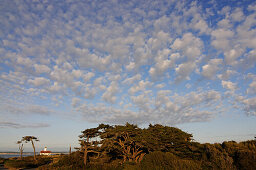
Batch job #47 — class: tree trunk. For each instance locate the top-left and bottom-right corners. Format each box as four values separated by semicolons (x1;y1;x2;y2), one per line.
84;146;88;166
31;140;36;161
19;144;23;160
83;136;90;167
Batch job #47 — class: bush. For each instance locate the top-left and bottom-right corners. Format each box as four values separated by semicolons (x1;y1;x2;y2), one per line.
4;159;37;169
134;151;201;170
4;156;52;169
38;152;84;170
234;150;256;170
0;158;6;164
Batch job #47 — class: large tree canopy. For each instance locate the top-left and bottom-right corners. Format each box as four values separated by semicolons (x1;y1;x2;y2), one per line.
79;123;193;165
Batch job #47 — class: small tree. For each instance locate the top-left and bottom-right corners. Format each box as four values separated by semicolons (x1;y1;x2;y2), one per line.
22;136;39;161
17;140;24;160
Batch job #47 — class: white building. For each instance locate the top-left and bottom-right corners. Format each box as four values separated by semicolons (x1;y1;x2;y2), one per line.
40;147;52;156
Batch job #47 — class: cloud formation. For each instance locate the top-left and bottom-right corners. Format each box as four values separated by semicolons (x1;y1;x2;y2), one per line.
0;0;255;127
0;121;50;129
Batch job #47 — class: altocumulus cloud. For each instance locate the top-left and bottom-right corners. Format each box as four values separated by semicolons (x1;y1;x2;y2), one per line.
0;0;256;127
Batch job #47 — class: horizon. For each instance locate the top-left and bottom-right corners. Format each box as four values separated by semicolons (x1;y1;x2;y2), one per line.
0;0;256;152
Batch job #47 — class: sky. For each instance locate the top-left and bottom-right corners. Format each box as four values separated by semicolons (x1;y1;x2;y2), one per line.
0;0;256;152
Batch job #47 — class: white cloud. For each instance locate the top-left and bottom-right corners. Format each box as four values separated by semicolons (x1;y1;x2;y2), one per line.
155;83;165;89
102;81;119;103
242;97;256;115
247;80;256;94
211;29;234;51
28;77;50;87
34;64;51;74
72;97;81;108
48;82;63;93
83;72;95;82
16;56;33;66
131;93;153;111
224;48;244;66
230;8;244;22
172;33;203;60
72;69;83;79
84;87;97;99
222;80;237;91
149;49;173;80
175;62;196;82
126;62;136;71
122;74;141;85
238;50;256;69
201;59;223;79
217;69;236;80
129;80;152;94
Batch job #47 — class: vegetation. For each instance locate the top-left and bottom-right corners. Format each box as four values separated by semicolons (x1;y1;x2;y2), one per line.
16;140;24;160
21;136;39;161
4;156;51;169
5;123;256;169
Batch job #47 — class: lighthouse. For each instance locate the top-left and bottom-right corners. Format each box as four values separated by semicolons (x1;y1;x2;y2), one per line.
40;147;52;156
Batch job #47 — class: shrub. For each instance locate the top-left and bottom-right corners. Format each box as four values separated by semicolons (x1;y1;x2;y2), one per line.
234;150;256;170
4;156;52;169
0;158;6;164
136;151;201;170
38;152;84;170
4;159;37;169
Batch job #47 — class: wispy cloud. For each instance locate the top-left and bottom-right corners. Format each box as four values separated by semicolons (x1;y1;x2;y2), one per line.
0;121;50;129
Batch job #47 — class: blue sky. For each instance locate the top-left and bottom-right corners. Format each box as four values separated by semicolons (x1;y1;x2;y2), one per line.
0;0;256;152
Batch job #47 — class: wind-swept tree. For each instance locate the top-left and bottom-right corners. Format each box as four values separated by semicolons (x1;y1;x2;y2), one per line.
22;136;39;161
16;140;24;160
79;125;105;166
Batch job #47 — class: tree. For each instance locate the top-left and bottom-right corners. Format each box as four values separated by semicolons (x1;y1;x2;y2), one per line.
22;136;39;161
141;124;193;152
79;124;109;166
99;123;146;162
79;123;193;165
16;140;24;160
